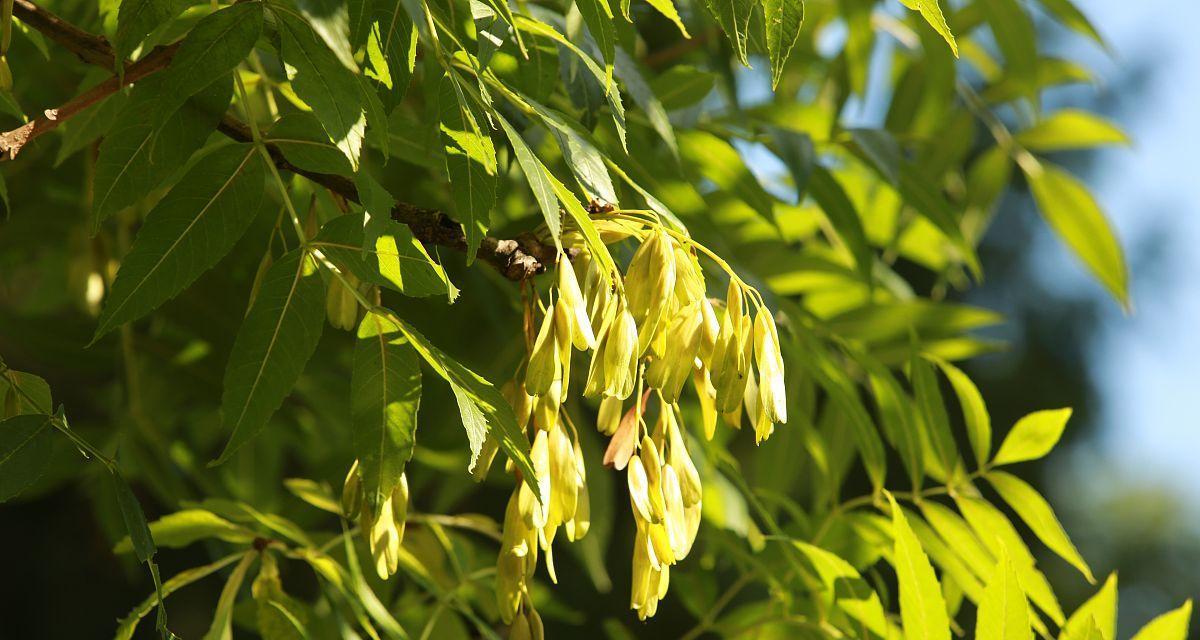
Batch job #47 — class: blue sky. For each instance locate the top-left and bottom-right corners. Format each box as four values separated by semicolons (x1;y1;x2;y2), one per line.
1031;0;1200;503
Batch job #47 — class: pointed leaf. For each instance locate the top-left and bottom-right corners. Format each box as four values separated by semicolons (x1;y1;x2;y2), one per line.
439;76;497;260
276;8;367;170
94;144;265;341
150;3;263;132
1130;601;1192;640
1017;110;1129;152
932;357;991;467
214;250;326;464
313;214;455;298
763;0;804;88
993;408;1071;466
115;0;183;61
93;76;232;228
703;0;754;65
496;113;561;246
887;492;951;640
1061;573;1117;640
976;543;1032;640
792;541;890;636
0;414;55;502
352;312;421;513
1027;163;1128;306
900;0;958;56
111;470;157;563
115;509;255;553
987;470;1095;583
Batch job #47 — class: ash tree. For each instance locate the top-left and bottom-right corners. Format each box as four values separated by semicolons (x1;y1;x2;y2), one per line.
0;0;1191;637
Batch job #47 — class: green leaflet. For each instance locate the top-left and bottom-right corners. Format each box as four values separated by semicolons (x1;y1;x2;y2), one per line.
93;144;266;342
298;0;357;71
1035;0;1105;48
439;75;497;260
931;356;991;468
514;15;626;148
55;79;130;166
919;499;996;583
253;554;310;640
987;470;1095;583
1026;162;1129;306
908;506;985;602
93;75;233;229
805;164;873;283
866;367;923;491
356;0;416;105
111;469;157;564
644;0;688;37
910;355;960;480
993;407;1072;466
266;113;354;177
955;495;1066;624
114;509;254;554
791;541;889;636
203;551;258;640
0;414;55;502
312;214;455;298
115;552;246;640
976;543;1032;640
613;47;678;159
1130;600;1192;640
149;3;263;133
1061;573;1117;640
385;315;539;501
650;66;716;111
900;0;958;56
214;250;326;465
495;112;561;247
1017;109;1130;152
979;0;1037;102
275;7;367;170
1;370;52;416
115;0;182;61
575;0;616;74
703;0;754;65
887;492;950;640
763;0;803;88
352;312;421;514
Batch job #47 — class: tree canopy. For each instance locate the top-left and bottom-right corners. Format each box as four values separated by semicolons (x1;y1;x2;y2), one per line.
0;0;1191;637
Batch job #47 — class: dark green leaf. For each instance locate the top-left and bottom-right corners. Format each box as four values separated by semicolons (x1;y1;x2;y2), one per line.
704;0;754;65
150;3;263;132
650;66;716;111
0;414;55;502
265;113;354;176
352;311;421;513
439;76;497;260
115;0;182;61
214;250;326;464
313;214;456;298
111;469;157;563
93;144;265;341
275;8;367;169
93;76;233;228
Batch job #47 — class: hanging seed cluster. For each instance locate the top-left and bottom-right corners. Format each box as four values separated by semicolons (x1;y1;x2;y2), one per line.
489;215;788;629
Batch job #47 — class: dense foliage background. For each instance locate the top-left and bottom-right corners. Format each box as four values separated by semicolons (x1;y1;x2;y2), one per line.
0;0;1194;637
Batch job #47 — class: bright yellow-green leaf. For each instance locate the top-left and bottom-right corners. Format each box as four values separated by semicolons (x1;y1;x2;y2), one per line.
976;543;1032;640
1061;573;1118;640
1017;110;1129;152
931;356;991;467
900;0;958;56
1130;600;1192;640
986;472;1096;583
887;492;950;640
1026;162;1129;306
791;541;890;636
993;408;1072;466
956;495;1066;625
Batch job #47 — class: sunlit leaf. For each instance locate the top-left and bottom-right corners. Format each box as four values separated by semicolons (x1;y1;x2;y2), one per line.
1061;573;1117;640
976;542;1032;640
993;408;1072;466
1016;110;1129;152
987;470;1095;583
887;491;950;640
1130;600;1192;640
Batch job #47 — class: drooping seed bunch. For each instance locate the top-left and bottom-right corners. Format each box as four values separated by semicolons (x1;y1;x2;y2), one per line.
489;213;788;630
341;460;411;580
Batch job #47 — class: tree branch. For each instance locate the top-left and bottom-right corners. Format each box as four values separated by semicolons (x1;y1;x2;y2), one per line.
3;0;555;281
